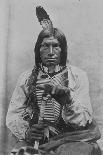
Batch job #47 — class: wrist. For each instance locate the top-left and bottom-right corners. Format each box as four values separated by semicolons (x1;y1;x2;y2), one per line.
63;96;73;109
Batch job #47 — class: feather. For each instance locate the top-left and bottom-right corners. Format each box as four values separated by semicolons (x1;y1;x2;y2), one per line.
36;6;50;22
36;6;54;35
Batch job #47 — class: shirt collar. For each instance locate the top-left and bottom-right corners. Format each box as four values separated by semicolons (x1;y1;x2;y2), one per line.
40;64;63;74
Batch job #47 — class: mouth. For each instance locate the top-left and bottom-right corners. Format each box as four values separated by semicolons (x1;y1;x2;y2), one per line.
46;58;57;61
46;59;57;63
44;58;59;66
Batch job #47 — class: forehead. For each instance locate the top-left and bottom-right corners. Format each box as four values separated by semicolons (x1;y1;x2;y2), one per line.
41;37;59;45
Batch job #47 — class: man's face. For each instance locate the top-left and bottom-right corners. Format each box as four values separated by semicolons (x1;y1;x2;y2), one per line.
40;37;61;67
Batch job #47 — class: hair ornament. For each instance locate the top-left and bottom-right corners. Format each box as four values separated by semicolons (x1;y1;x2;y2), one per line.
36;6;54;35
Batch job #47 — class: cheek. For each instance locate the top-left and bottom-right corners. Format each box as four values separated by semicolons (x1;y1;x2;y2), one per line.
57;55;61;62
57;51;61;62
40;52;46;60
55;47;61;55
56;50;61;58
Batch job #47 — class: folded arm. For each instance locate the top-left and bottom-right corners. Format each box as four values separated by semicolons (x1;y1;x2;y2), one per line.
62;71;93;128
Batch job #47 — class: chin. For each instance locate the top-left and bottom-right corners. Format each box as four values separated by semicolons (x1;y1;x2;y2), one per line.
46;62;57;67
45;61;60;67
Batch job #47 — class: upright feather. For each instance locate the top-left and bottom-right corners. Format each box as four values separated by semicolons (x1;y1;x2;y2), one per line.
36;6;54;35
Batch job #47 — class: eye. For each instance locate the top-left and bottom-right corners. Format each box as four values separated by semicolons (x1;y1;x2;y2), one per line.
53;43;59;47
53;45;61;51
40;43;49;50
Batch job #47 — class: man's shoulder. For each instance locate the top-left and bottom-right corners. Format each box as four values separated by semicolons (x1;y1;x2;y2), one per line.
67;65;89;86
69;65;86;74
20;68;33;78
18;68;34;85
67;64;88;78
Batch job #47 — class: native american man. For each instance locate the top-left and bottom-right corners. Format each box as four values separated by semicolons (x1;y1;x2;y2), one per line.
6;6;102;155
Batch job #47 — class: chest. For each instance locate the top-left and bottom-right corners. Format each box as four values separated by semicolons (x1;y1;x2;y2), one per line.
36;74;63;122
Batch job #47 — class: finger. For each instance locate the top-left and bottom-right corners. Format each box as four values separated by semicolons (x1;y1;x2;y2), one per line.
31;132;43;137
31;134;43;140
37;123;48;128
55;86;67;95
28;130;43;137
30;128;44;134
36;84;45;90
30;133;44;138
52;86;62;95
51;86;57;95
32;124;46;129
31;136;42;141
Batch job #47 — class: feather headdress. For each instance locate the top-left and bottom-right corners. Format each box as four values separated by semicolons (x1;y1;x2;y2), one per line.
36;6;54;35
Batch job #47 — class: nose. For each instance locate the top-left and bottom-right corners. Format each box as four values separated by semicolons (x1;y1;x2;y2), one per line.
48;45;54;56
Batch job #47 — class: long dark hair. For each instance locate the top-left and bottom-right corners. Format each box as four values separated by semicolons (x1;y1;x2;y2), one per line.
25;29;68;125
34;28;68;67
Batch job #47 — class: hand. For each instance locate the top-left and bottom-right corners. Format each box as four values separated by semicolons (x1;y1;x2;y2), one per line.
37;84;72;106
25;124;47;143
52;86;71;106
13;146;46;155
37;83;53;96
37;83;69;95
51;85;70;95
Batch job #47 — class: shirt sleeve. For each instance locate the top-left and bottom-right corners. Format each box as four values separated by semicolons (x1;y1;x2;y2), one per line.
6;72;30;140
62;70;93;128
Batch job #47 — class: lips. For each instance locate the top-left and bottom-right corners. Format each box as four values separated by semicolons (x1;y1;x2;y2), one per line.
47;58;56;60
45;57;57;61
46;59;56;63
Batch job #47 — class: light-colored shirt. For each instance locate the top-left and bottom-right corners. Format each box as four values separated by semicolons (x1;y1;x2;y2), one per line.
6;65;93;140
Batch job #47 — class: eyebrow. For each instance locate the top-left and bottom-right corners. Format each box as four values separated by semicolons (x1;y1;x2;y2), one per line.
41;42;60;46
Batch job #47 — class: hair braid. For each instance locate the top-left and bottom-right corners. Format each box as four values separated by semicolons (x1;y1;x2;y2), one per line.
25;66;40;126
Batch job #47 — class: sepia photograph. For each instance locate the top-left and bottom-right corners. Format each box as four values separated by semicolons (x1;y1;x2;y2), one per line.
0;0;103;154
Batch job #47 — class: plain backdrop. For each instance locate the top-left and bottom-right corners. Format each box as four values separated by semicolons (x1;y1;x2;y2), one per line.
1;0;103;154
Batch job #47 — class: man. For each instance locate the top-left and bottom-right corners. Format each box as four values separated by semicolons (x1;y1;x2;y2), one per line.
6;6;101;155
